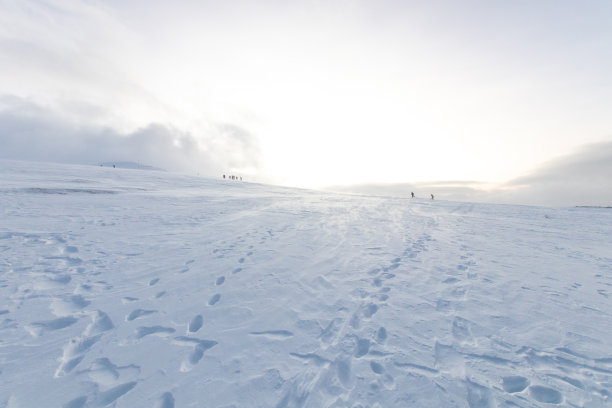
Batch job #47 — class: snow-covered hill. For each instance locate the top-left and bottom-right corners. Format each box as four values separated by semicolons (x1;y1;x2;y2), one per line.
99;162;165;172
1;159;611;407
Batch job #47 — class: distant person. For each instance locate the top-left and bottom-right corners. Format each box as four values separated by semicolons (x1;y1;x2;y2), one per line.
430;194;434;200
411;192;415;198
113;164;115;168
223;174;226;179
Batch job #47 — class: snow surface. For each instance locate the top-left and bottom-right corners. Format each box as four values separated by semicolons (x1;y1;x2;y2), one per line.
1;159;611;408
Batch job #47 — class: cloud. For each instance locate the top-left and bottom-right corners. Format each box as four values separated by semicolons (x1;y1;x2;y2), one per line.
495;141;612;207
0;96;261;176
324;142;612;207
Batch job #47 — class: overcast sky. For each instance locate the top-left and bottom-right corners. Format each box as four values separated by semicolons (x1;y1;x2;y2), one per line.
1;0;611;206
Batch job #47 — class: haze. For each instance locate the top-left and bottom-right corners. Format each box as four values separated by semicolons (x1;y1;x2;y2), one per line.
1;0;611;206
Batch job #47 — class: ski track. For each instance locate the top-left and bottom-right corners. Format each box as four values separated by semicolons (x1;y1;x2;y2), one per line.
0;160;611;407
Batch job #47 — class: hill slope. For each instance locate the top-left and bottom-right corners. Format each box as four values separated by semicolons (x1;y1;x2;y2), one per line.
1;160;611;407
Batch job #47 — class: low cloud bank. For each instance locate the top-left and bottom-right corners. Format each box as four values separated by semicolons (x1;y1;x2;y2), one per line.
494;142;612;207
327;141;612;207
0;97;261;177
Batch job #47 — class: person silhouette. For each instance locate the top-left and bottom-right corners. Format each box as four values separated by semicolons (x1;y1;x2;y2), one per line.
411;192;415;198
430;194;434;200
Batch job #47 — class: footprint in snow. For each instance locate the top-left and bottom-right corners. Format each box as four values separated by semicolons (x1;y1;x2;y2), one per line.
94;381;137;407
384;262;400;272
249;330;294;339
126;309;157;321
63;396;87;408
188;315;203;333
289;352;330;366
370;362;395;389
50;295;90;316
55;335;101;377
502;376;530;393
354;338;370;358
149;278;160;286
451;317;473;343
55;311;114;377
529;385;563;404
376;327;388;344
85;311;114;335
362;303;379;318
371;292;389;302
34;274;72;290
178;259;195;273
216;276;225;285
349;312;361;329
319;318;343;344
370;361;385;374
177;339;218;372
155;392;175;408
86;357;122;384
26;316;78;336
335;357;353;388
466;380;495;408
208;294;221;306
135;326;175;339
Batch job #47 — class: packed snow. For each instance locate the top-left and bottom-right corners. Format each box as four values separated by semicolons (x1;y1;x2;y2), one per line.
1;159;611;407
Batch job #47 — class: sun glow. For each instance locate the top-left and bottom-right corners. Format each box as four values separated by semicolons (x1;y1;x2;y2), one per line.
2;1;611;190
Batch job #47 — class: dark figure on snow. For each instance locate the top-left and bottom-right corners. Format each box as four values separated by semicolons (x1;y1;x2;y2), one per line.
431;194;434;200
223;174;226;179
411;192;415;198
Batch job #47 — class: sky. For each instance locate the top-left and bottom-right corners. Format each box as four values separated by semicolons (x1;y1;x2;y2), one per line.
1;0;611;206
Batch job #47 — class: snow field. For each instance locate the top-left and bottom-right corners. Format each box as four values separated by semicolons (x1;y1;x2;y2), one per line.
0;159;611;407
